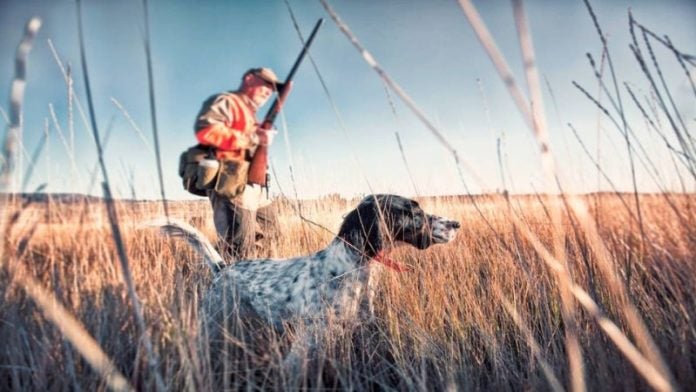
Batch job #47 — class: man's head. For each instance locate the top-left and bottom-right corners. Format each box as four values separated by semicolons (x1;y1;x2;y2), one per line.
240;67;283;109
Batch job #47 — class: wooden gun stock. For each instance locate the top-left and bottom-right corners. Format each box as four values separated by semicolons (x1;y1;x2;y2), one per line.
247;83;292;185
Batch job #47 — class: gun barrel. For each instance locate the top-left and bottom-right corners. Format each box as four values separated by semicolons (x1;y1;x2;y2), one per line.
264;18;323;126
248;18;323;186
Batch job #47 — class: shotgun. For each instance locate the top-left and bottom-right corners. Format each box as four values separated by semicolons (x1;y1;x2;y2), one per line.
247;18;324;186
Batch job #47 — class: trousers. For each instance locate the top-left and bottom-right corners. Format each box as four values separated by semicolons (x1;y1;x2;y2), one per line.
209;191;278;261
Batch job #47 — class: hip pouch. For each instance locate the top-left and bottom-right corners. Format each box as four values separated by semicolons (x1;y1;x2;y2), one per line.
196;159;220;190
214;159;250;199
178;145;212;197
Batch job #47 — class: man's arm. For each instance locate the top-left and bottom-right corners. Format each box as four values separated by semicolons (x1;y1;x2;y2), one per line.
195;94;258;151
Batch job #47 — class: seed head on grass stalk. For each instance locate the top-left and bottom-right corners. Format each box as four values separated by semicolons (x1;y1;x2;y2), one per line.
2;15;41;274
1;17;41;193
631;12;695;157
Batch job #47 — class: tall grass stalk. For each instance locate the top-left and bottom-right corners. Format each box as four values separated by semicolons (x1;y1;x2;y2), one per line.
631;14;695;158
141;0;170;218
0;105;9;125
84;115;116;196
6;254;133;391
75;0;165;389
319;0;518;267
67;64;75;161
382;83;421;196
567;198;676;388
512;4;586;391
284;0;375;196
320;0;486;190
581;0;649;295
48;103;83;188
498;292;564;392
110;98;155;157
46;39;96;148
507;205;673;392
20;118;49;192
459;0;586;389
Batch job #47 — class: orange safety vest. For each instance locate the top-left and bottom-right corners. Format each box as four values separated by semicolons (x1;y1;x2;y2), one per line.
194;92;258;160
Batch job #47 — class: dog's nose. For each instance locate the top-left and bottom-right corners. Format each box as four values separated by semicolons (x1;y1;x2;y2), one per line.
448;221;461;229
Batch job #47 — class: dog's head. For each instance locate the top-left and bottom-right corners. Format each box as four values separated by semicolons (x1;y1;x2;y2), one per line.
338;194;460;256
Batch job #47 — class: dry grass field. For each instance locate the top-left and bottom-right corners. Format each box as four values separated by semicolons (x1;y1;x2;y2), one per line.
1;2;694;390
0;193;694;390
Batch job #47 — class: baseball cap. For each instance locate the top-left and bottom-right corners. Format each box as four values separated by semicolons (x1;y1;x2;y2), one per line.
244;67;285;89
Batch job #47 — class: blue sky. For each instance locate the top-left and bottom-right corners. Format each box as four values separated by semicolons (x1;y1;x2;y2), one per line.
1;0;694;200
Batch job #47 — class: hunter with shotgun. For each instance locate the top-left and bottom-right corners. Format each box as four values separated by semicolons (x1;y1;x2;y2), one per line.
178;19;323;260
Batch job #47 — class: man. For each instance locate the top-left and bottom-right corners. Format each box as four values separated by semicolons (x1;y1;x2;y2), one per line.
194;67;281;260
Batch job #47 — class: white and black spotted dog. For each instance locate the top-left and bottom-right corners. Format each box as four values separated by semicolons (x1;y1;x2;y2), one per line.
157;194;459;369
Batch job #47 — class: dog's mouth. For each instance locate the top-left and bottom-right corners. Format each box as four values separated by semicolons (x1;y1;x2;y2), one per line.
403;216;460;249
432;231;456;243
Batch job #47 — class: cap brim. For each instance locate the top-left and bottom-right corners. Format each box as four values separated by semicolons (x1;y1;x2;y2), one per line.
261;79;285;91
253;70;285;90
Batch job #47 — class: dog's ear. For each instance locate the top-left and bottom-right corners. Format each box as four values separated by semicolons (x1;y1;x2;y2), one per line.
338;196;383;257
359;196;385;255
361;205;383;256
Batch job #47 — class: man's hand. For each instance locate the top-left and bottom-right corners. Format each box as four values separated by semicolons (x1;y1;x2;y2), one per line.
255;128;278;146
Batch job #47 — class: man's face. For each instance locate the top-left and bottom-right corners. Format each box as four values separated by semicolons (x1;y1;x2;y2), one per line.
241;74;274;109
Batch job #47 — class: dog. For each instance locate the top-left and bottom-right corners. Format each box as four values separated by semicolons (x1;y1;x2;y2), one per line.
157;194;460;375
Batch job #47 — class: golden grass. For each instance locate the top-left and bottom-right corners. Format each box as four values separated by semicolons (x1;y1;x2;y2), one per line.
0;193;694;390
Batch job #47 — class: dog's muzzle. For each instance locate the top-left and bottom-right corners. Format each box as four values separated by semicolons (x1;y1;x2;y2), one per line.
428;215;460;244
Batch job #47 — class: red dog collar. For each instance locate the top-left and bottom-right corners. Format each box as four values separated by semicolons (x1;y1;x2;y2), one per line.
372;251;411;272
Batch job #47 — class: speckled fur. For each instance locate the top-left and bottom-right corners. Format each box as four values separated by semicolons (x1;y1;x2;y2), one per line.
157;194;460;372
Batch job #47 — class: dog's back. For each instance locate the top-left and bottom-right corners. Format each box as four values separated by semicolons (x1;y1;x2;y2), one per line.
204;238;370;331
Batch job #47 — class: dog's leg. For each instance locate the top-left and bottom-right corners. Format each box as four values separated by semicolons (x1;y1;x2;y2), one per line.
359;266;380;320
282;322;320;389
368;267;379;319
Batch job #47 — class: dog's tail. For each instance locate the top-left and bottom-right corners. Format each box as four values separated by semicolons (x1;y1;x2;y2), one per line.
147;219;224;274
